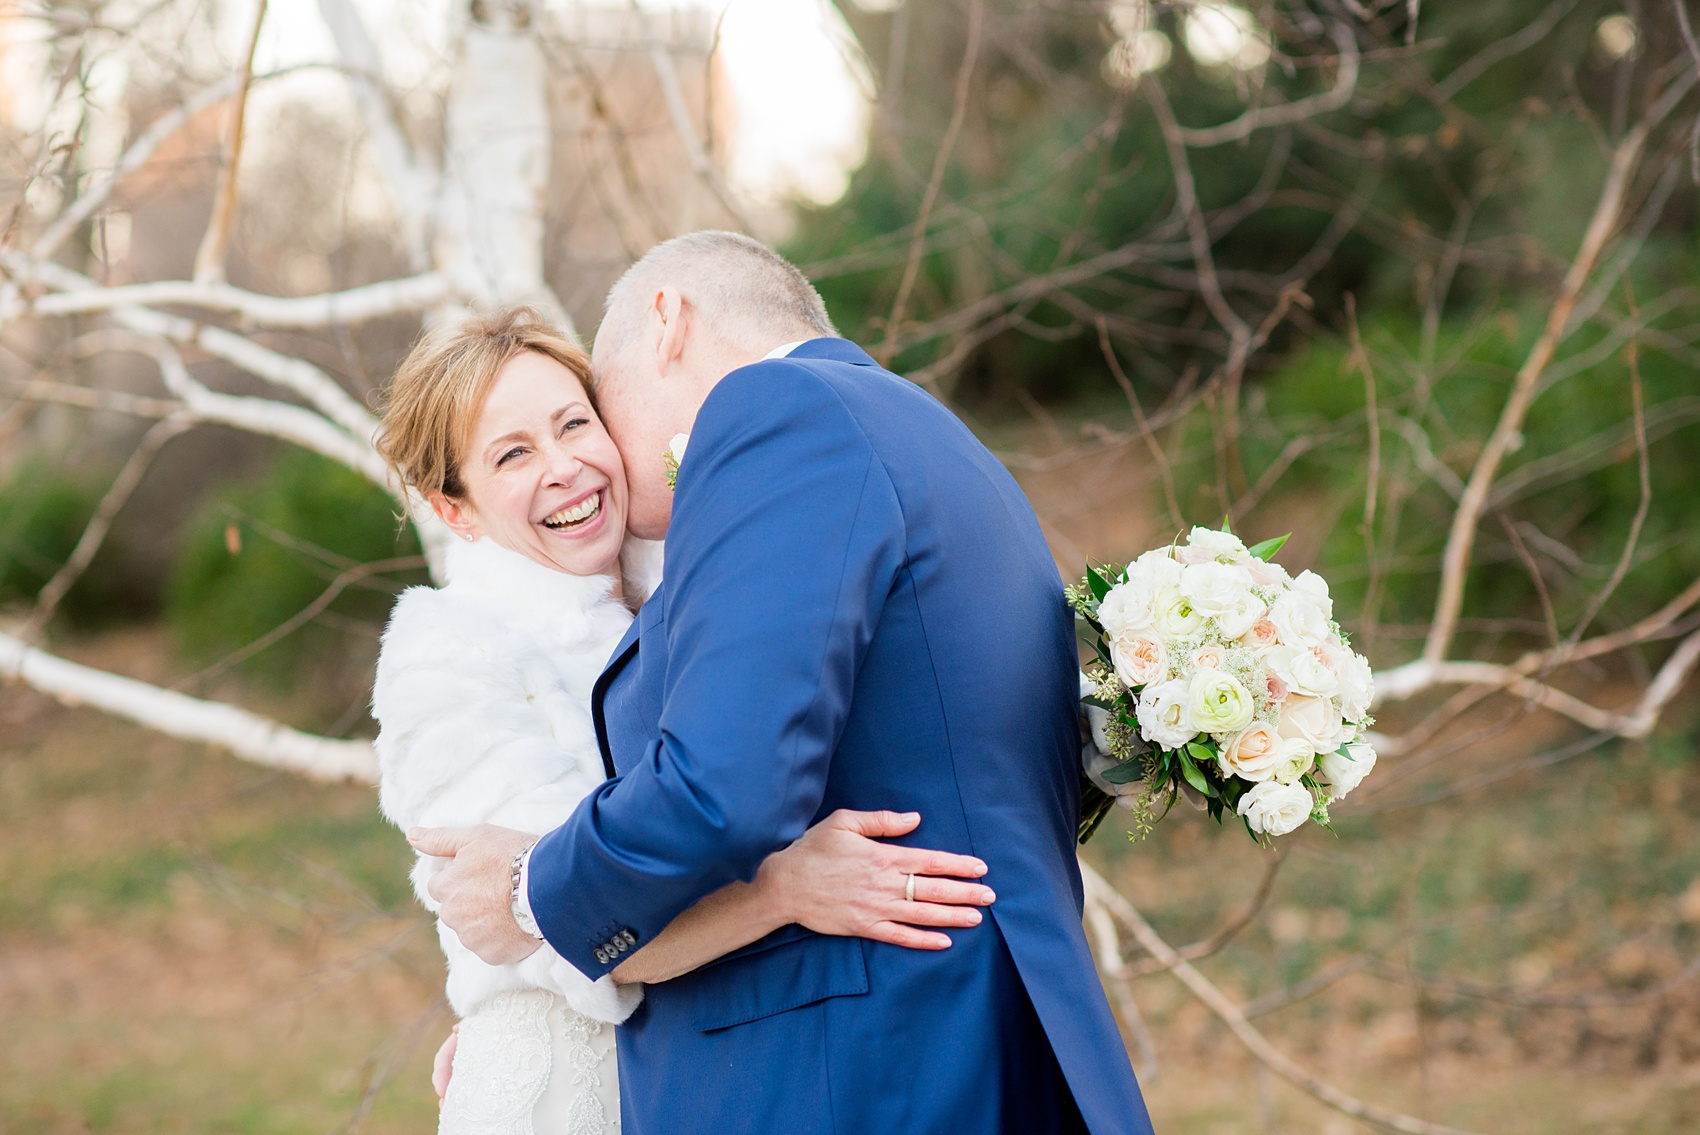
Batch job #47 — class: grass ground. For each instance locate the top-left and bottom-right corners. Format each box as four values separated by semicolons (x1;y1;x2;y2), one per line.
4;626;1700;1133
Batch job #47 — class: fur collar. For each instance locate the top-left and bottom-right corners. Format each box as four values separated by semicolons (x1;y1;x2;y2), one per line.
440;537;620;627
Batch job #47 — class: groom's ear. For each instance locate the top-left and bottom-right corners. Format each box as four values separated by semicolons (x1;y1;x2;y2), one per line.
652;285;688;375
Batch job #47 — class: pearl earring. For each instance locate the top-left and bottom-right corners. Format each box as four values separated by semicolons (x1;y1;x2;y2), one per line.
463;534;473;542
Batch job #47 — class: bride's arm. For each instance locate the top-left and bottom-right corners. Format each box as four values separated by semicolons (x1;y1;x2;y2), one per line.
609;808;996;985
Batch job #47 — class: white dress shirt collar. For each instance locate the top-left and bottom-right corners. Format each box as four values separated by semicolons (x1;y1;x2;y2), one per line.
762;339;808;360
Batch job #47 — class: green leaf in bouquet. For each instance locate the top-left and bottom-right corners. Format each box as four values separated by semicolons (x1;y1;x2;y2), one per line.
1185;741;1217;766
1084;565;1112;601
1247;533;1290;561
1080;692;1116;710
1176;748;1216;798
1100;758;1145;785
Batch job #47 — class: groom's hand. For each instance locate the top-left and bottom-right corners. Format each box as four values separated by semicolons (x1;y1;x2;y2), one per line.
410;824;542;965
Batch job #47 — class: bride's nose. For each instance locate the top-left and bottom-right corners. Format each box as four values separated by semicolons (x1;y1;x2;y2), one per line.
542;442;583;486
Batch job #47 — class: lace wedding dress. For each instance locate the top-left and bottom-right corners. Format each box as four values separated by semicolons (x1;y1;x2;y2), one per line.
439;989;620;1135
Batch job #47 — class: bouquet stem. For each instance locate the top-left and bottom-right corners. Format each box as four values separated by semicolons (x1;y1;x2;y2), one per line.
1078;777;1115;844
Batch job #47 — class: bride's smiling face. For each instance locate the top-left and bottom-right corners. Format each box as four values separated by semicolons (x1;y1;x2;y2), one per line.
432;350;628;579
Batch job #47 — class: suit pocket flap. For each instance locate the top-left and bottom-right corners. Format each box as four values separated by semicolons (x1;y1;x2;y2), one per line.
690;934;868;1032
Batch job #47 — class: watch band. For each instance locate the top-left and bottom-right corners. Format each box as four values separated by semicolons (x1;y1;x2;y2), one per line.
510;840;544;940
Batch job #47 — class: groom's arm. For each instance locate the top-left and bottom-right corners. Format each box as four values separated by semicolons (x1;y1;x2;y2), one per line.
526;362;907;978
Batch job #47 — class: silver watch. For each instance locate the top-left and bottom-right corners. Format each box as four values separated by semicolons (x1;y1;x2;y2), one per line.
509;841;544;940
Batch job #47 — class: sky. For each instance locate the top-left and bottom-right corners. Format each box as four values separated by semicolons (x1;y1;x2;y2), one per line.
241;0;876;207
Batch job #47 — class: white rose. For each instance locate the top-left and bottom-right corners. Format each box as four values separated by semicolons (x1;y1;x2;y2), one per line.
1216;591;1268;640
1187;526;1249;562
1320;742;1377;800
1236;779;1313;837
1289;569;1334;619
1187;668;1255;737
1337;651;1375;721
1136;677;1197;750
1126;548;1184;591
1098;579;1156;637
1152;588;1205;637
1270;737;1315;784
669;432;690;464
1179;562;1254;618
1277;693;1343;754
1111;632;1168;689
1218;722;1280;782
1267;591;1331;647
1264;644;1339;698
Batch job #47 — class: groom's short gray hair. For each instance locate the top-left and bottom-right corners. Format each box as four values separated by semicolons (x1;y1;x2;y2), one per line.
597;231;837;360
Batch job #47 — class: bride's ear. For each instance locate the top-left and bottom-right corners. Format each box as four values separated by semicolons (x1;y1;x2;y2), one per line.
430;491;481;543
652;286;688;375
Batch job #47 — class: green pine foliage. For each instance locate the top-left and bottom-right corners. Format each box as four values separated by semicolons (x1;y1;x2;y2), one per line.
165;451;426;681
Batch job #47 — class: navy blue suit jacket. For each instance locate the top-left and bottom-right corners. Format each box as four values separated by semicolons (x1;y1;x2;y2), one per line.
527;339;1154;1134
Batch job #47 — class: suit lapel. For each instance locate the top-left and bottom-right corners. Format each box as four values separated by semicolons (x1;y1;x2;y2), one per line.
591;584;663;778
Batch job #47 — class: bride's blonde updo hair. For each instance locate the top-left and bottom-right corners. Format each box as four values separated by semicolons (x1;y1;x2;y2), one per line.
376;306;593;501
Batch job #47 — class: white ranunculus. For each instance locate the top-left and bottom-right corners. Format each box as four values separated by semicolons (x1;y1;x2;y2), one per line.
1218;721;1280;781
1270;737;1315;784
1265;644;1338;698
1187;526;1249;562
1277;693;1343;754
1188;668;1255;736
1267;591;1331;647
1236;779;1313;836
1289;569;1334;618
1319;742;1377;800
1137;677;1197;750
1098;579;1157;637
1111;632;1168;689
1216;591;1267;640
1152;588;1205;637
1180;561;1254;618
1337;651;1375;721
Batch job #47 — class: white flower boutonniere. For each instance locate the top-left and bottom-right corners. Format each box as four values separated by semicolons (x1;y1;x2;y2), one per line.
664;433;690;491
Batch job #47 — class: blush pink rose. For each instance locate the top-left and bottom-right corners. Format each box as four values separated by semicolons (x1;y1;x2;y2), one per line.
1192;644;1225;670
1265;670;1290;703
1175;544;1213;564
1240;619;1280;651
1111;633;1168;689
1218;721;1281;781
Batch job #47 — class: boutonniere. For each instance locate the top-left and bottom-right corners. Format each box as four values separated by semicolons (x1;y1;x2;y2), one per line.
664;433;689;491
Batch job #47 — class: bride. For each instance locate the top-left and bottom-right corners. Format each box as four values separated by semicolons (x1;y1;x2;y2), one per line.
370;307;995;1134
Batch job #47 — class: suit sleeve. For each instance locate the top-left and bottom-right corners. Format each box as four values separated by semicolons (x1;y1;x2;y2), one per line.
526;362;906;977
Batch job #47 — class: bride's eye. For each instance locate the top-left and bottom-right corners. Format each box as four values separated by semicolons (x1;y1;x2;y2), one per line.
496;446;525;467
562;417;591;434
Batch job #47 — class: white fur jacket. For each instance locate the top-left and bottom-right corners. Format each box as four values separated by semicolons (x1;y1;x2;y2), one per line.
371;535;662;1025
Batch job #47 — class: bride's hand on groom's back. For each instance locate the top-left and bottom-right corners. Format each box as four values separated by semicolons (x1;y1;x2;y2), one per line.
756;810;997;950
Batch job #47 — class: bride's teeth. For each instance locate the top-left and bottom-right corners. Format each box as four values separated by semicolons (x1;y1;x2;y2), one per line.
544;492;601;529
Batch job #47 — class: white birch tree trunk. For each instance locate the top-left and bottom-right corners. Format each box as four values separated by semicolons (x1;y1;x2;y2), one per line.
1;0;564;780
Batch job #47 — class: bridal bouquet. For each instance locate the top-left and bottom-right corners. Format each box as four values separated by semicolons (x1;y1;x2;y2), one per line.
1068;526;1377;844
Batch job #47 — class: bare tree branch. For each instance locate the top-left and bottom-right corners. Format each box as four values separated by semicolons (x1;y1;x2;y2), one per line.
1081;862;1485;1135
1178;20;1361;147
22;272;450;328
192;0;268;285
878;0;984;366
0;630;376;781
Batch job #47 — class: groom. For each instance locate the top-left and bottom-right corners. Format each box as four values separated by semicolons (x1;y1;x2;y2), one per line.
418;232;1153;1134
